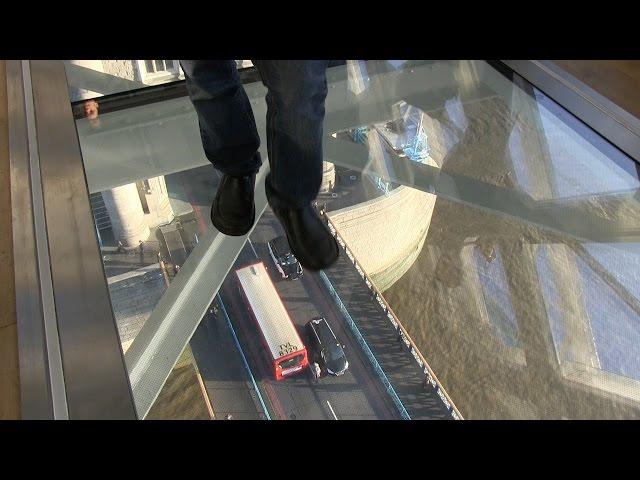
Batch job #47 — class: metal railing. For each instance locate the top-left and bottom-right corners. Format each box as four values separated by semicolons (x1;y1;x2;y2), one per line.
324;214;463;420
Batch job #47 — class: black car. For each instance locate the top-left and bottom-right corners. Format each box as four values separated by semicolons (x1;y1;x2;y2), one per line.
268;235;303;280
305;317;349;376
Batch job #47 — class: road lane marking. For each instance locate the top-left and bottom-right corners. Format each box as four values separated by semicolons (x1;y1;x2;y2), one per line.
327;400;339;420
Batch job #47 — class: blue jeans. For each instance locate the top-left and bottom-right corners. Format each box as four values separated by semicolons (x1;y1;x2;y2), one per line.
180;60;330;210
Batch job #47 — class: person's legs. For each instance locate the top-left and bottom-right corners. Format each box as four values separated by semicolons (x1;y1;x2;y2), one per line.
181;60;262;176
251;60;328;209
181;60;261;236
252;60;338;270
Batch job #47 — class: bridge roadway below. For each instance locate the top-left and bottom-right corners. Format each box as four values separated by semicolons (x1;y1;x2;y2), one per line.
323;236;453;419
217;208;400;420
210;207;452;419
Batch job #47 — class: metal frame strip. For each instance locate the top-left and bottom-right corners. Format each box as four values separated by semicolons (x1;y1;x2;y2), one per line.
7;60;54;419
28;60;137;419
501;60;640;165
21;60;69;419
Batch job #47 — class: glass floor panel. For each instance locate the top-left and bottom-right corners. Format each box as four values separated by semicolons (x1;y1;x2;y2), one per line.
71;60;640;419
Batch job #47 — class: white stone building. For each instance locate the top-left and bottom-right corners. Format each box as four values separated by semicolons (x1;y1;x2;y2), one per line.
70;60;183;248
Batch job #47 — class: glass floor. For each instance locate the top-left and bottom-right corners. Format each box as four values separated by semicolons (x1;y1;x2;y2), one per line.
70;60;640;419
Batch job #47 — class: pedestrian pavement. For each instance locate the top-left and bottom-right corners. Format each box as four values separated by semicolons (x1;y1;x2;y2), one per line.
323;249;453;419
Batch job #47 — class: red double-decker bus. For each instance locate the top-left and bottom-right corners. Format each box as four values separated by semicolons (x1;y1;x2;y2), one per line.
236;262;308;380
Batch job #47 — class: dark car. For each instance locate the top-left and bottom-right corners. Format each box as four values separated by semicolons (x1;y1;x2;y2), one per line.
305;317;349;376
268;235;303;280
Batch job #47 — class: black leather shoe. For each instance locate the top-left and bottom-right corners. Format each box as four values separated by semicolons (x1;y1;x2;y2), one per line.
272;205;339;271
211;173;256;236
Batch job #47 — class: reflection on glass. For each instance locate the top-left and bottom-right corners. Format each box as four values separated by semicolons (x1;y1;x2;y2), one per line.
64;60;257;102
72;59;640;419
65;59;184;101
